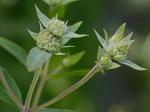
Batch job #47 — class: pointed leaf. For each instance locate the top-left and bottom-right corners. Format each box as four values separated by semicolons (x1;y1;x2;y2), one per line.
108;62;120;70
111;23;126;42
97;46;103;60
35;5;50;27
49;69;89;79
27;29;38;40
62;32;88;44
0;68;22;102
94;29;107;50
103;28;109;42
26;47;52;72
120;59;147;71
40;108;75;112
62;51;85;67
0;80;17;109
0;36;27;65
39;22;44;31
69;21;83;32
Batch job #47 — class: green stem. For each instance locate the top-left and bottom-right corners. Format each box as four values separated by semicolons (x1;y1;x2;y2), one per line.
24;68;41;110
0;69;23;110
32;60;50;107
33;65;98;111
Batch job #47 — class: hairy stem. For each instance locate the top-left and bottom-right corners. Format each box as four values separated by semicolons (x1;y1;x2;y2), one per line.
24;68;41;110
33;65;98;111
0;69;23;110
32;60;50;107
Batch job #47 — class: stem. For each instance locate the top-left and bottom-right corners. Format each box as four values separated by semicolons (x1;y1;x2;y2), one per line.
0;69;23;110
33;65;98;111
24;68;41;110
32;60;50;107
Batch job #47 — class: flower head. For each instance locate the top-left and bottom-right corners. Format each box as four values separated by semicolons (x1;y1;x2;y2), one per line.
28;6;87;55
94;23;146;71
48;17;68;36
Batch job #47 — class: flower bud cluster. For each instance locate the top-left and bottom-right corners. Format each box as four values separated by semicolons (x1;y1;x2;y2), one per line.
107;32;134;61
95;23;136;72
35;17;68;53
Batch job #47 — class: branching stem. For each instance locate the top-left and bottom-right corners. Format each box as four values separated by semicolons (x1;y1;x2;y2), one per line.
33;65;98;111
24;68;41;111
32;60;50;107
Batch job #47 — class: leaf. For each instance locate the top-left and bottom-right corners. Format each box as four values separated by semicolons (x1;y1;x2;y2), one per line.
62;51;85;67
49;69;89;79
27;29;38;40
62;32;88;44
40;108;75;112
97;46;103;60
94;29;107;50
0;68;22;102
108;62;120;70
0;36;27;65
26;47;52;72
39;22;44;31
69;21;83;32
103;28;109;42
35;5;50;27
120;59;147;71
0;84;16;109
111;23;126;42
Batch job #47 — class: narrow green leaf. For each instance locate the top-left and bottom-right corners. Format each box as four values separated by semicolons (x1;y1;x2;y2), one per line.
111;23;126;42
40;108;75;112
62;32;88;44
69;21;83;32
26;47;52;72
27;29;38;40
62;51;85;67
49;69;89;79
108;62;120;70
0;84;16;109
103;28;109;42
94;29;107;50
39;22;44;31
97;46;103;60
120;59;147;71
1;68;22;102
35;5;50;27
0;36;27;65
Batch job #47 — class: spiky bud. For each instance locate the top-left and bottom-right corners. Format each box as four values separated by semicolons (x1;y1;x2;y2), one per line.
36;30;62;52
48;17;68;36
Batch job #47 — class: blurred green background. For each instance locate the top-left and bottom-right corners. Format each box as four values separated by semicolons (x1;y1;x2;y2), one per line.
0;0;150;112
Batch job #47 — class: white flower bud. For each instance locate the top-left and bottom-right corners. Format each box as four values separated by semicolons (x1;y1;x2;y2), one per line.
48;17;68;36
36;30;62;52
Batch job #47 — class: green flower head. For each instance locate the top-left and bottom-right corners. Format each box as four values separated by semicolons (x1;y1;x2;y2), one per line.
28;6;87;55
94;23;146;71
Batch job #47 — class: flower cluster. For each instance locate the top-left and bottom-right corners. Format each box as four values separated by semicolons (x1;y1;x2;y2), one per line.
94;23;146;72
28;6;86;54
